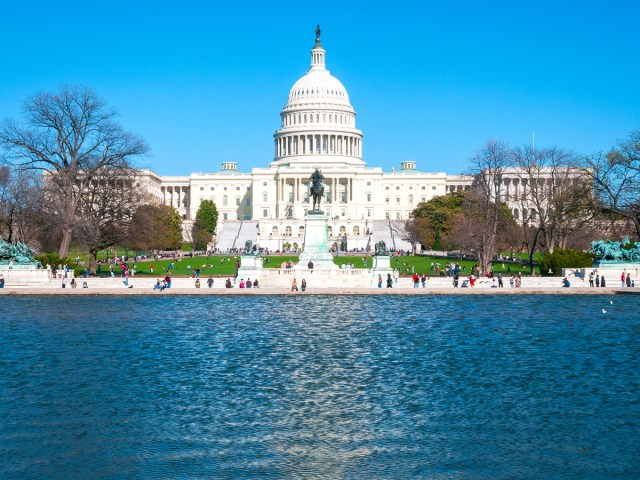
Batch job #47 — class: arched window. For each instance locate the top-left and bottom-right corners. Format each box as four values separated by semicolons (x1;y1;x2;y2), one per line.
339;226;347;236
223;195;228;206
353;226;360;236
285;226;292;236
271;226;279;236
327;226;333;236
408;194;414;205
513;208;520;220
298;226;305;237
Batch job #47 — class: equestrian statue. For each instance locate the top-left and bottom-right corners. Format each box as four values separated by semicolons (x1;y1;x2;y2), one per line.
309;168;325;213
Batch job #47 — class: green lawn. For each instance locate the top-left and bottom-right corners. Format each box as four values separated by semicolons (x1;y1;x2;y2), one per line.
90;253;537;277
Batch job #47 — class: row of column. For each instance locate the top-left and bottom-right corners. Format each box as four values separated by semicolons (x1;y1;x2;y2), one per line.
275;134;361;158
161;186;189;209
276;177;354;203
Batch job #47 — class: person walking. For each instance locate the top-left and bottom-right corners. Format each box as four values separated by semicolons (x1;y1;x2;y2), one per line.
207;276;214;288
291;278;298;292
301;279;307;292
378;274;383;288
386;273;393;288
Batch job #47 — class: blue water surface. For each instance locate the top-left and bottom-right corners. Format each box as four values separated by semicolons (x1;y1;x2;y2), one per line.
1;294;639;479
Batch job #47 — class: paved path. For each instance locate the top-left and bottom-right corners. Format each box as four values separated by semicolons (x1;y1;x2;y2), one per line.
0;286;636;295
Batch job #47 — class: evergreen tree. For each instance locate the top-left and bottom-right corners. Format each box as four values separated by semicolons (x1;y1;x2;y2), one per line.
192;200;218;250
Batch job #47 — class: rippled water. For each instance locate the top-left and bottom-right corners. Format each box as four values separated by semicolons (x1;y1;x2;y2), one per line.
1;295;639;479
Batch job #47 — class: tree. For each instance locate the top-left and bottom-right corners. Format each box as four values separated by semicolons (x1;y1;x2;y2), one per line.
128;204;183;252
448;191;519;267
73;168;142;273
191;200;218;251
402;218;434;253
467;140;512;273
410;191;465;249
0;85;148;258
0;166;46;245
511;145;594;273
584;129;640;237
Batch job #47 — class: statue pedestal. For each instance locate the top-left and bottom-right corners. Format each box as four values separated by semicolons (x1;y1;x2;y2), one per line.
563;263;640;286
297;212;337;271
0;266;52;286
372;255;392;271
237;256;263;283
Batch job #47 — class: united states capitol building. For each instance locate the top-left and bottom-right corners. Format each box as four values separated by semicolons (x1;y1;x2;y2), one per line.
139;28;530;252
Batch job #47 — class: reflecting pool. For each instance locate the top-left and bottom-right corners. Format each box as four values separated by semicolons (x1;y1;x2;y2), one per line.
1;295;639;479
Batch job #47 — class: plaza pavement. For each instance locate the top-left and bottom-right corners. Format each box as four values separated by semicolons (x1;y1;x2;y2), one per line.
0;275;636;295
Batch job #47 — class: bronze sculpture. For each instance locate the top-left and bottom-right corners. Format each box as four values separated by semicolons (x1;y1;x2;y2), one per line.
309;168;325;212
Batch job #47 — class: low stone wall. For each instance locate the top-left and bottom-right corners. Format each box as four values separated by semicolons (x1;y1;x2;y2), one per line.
0;267;52;286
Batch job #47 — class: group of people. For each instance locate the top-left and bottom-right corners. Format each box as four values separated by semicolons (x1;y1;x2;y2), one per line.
236;278;259;288
587;271;608;287
291;278;307;292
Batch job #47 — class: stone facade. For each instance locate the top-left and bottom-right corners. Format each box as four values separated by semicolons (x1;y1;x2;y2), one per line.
139;29;582;251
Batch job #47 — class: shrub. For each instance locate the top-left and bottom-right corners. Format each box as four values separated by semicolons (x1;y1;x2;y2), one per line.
538;249;593;276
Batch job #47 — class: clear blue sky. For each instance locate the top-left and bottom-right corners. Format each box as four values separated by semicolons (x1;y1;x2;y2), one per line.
1;1;638;176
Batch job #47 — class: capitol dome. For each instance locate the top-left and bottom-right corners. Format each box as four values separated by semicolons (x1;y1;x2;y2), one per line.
271;26;364;167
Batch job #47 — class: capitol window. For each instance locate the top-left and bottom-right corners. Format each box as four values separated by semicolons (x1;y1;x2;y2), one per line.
263;209;268;218
385;186;389;190
367;193;371;202
263;193;268;202
223;195;228;206
422;186;426;190
385;197;390;204
236;186;240;190
210;187;214;191
432;186;436;190
200;187;204;191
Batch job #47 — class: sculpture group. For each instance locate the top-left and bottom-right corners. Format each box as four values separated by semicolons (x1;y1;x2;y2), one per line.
0;239;38;265
591;237;640;263
243;239;259;256
374;241;387;256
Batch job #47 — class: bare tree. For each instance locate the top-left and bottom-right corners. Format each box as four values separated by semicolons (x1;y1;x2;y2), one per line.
0;85;148;258
511;146;594;272
449;191;519;269
0;166;46;245
73;168;143;273
584;129;640;236
468;140;512;274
